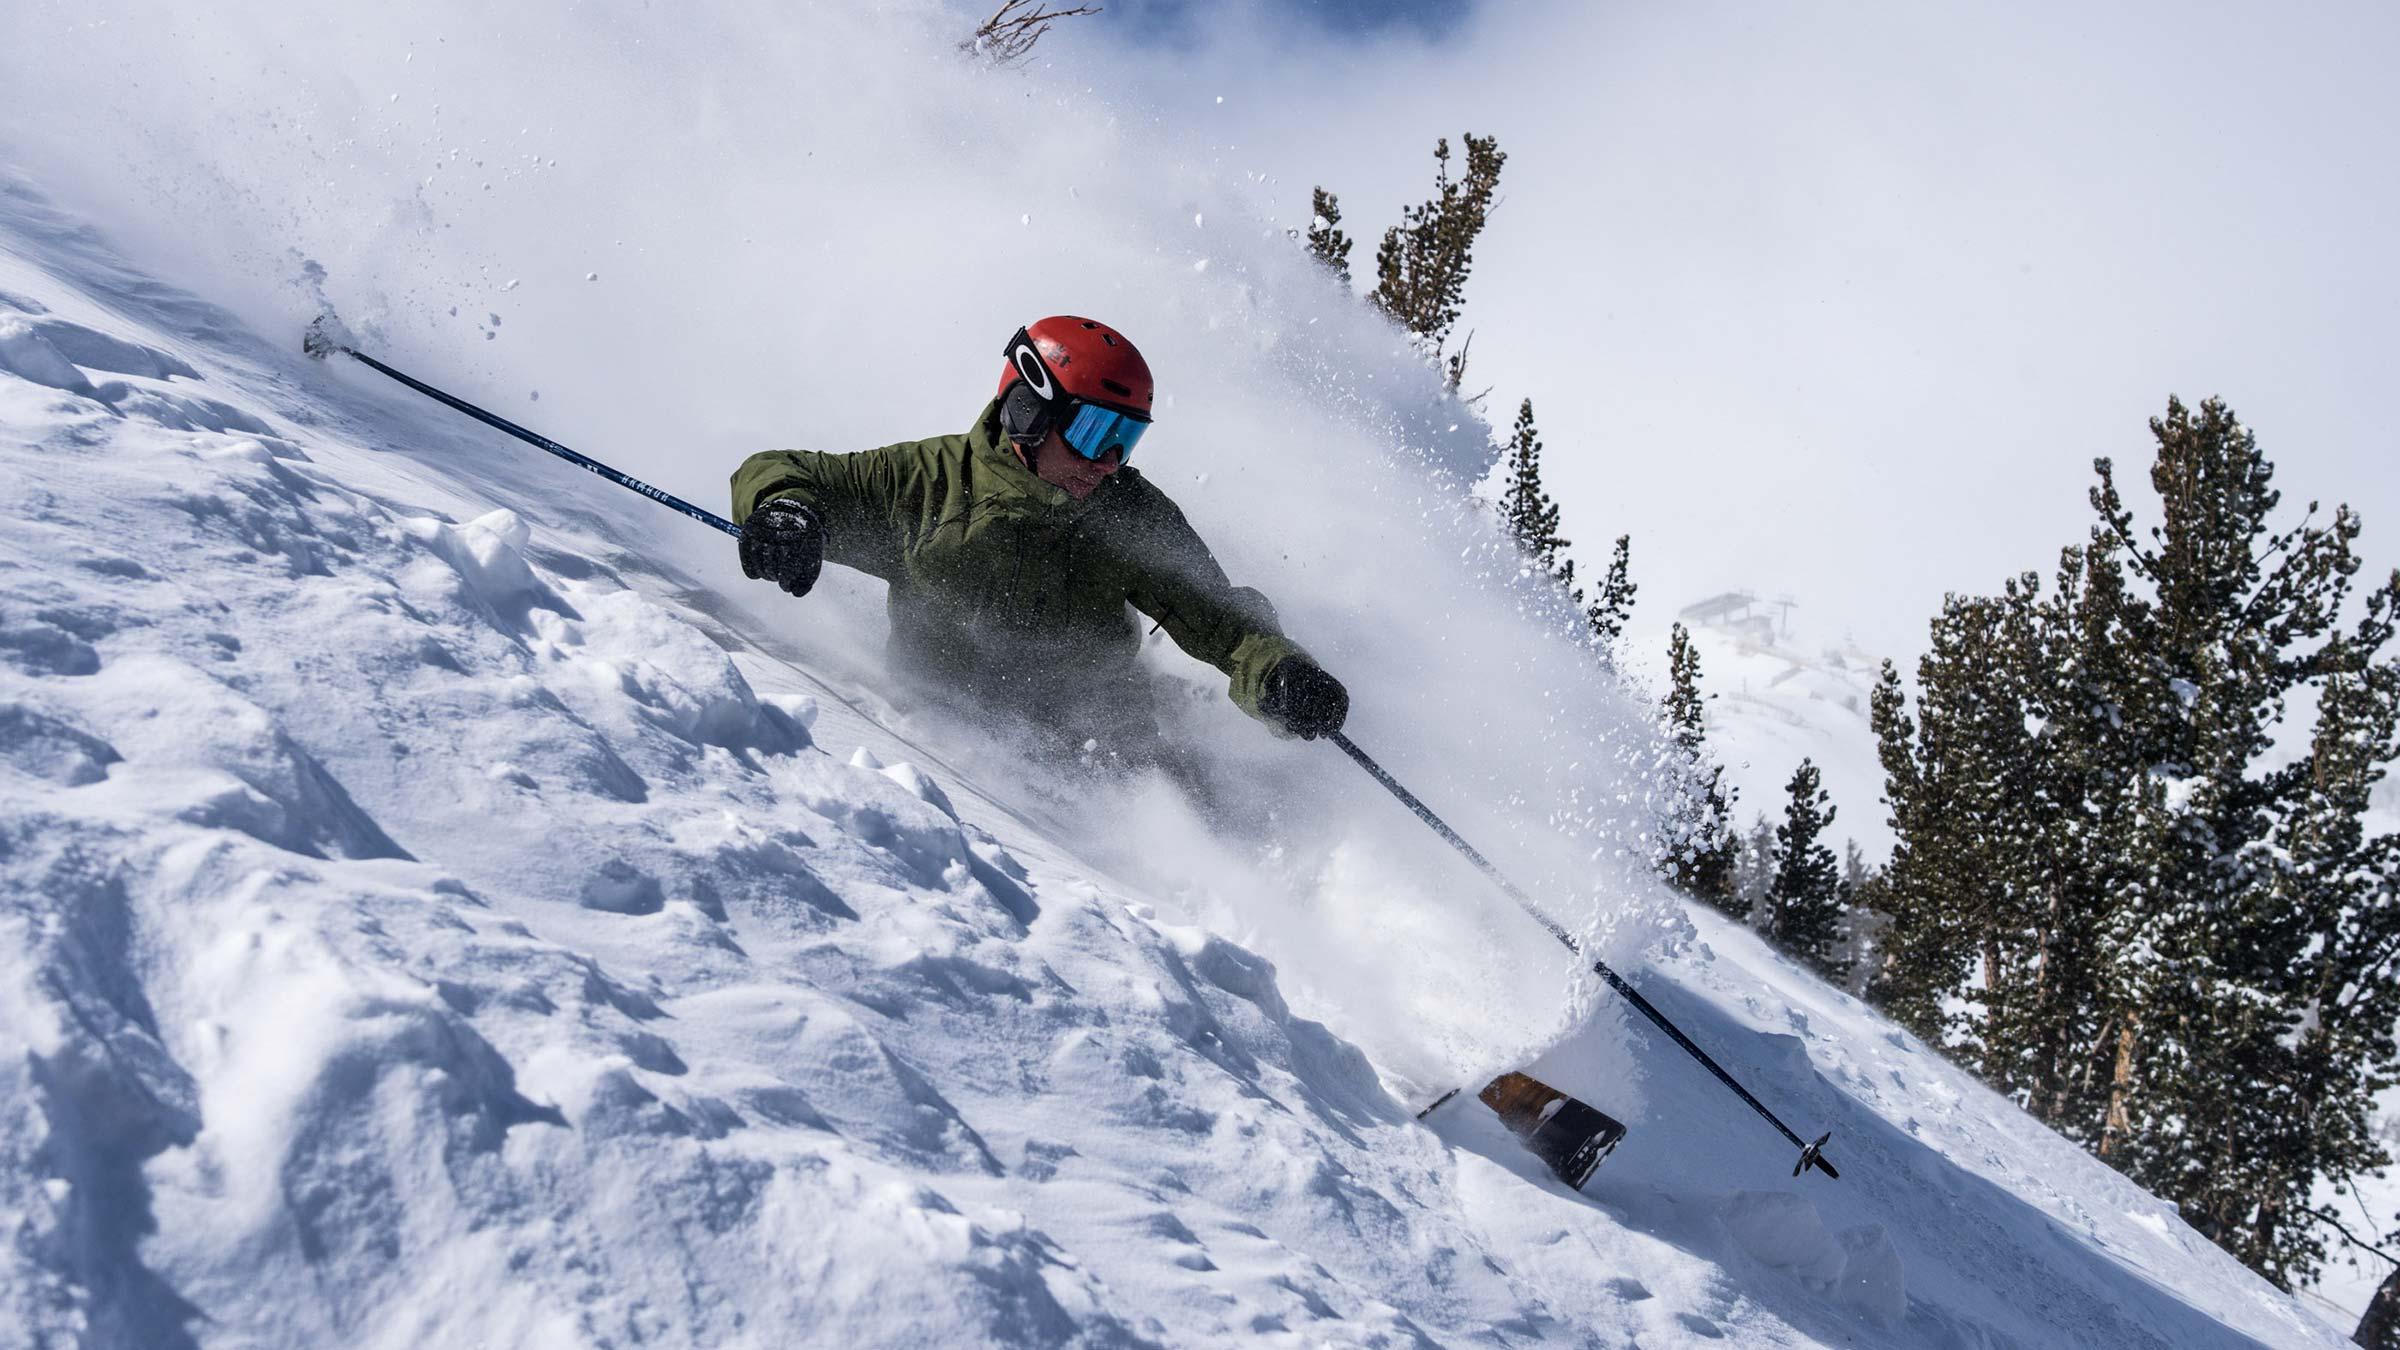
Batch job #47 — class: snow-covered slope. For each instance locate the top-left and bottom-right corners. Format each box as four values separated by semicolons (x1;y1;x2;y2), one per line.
0;171;2360;1348
1623;603;2400;1333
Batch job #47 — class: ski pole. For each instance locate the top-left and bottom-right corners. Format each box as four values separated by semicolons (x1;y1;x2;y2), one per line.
1327;730;1840;1180
300;322;1835;1178
299;323;1091;839
302;318;740;539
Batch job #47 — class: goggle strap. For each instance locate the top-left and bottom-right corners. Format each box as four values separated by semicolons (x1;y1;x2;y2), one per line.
1003;328;1061;406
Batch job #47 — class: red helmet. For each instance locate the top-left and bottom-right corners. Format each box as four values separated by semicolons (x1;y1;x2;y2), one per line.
997;316;1154;417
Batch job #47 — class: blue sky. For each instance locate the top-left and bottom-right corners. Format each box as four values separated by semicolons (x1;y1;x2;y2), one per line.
1099;0;1468;45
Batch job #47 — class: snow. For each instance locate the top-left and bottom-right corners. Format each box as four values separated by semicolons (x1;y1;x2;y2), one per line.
1624;607;1894;860
0;164;2362;1349
1620;607;2400;1330
1719;1189;1905;1324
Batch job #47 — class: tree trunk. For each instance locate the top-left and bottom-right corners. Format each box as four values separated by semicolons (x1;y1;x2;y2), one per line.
1981;935;2005;1082
2101;1015;2140;1159
2356;1264;2400;1348
2026;878;2066;1122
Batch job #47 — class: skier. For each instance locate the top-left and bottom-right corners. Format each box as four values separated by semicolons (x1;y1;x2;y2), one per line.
727;321;1627;1184
300;313;1783;1193
730;316;1350;781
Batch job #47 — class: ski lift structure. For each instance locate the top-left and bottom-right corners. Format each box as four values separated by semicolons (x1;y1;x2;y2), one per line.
1678;590;1795;646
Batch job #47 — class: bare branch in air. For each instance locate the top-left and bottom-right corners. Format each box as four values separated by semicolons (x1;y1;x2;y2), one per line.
962;0;1102;65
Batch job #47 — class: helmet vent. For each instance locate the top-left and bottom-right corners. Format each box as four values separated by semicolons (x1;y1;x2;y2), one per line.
1102;379;1133;398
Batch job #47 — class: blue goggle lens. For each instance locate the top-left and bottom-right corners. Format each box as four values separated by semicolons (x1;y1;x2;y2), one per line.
1060;402;1149;465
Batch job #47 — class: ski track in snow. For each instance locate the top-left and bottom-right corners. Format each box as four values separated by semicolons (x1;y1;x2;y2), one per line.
0;171;2355;1348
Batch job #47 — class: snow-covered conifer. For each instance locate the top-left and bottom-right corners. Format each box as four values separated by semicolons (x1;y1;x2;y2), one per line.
1765;759;1846;981
1875;395;2400;1289
1499;398;1571;588
1585;534;1637;660
1304;186;1354;288
1659;623;1741;914
1370;134;1504;392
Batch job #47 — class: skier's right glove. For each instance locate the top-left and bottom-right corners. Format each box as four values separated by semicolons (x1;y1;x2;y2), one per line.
738;499;826;598
1259;657;1349;741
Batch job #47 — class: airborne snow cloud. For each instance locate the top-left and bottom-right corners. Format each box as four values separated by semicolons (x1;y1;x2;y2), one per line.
0;0;2384;1343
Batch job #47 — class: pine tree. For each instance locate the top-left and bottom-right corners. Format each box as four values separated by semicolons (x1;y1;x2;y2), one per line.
2003;538;2152;1136
2247;639;2400;1286
1585;535;1637;659
1499;398;1571;586
1868;619;2005;1052
1370;134;1505;393
1660;623;1741;913
1837;843;1893;999
2088;398;2400;1286
1870;394;2400;1289
1736;815;1778;924
1663;623;1706;756
1766;759;1848;981
1304;187;1354;287
1870;534;2158;1120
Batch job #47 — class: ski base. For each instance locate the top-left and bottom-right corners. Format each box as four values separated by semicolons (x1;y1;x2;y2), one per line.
1477;1072;1626;1191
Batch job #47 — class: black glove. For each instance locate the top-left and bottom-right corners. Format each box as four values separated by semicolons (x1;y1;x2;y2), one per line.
738;499;826;598
1259;657;1349;740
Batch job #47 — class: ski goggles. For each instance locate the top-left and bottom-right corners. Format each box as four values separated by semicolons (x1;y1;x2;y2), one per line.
1059;400;1150;465
1004;325;1152;465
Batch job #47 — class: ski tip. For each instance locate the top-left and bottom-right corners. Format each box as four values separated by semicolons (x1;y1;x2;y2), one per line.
1794;1131;1840;1180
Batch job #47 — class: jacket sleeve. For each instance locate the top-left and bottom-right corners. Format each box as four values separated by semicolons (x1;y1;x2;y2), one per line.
1115;481;1310;725
730;447;910;582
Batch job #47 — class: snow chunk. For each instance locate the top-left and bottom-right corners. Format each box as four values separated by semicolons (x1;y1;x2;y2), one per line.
764;692;818;729
406;509;549;614
1837;1223;1907;1326
1723;1191;1907;1326
0;703;120;785
1724;1190;1847;1284
877;761;958;822
579;857;666;914
0;313;93;393
71;654;409;861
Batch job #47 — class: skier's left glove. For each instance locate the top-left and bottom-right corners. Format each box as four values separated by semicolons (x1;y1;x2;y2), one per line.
739;499;826;598
1259;657;1349;740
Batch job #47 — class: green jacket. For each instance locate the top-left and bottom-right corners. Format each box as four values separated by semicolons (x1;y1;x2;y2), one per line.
731;399;1309;745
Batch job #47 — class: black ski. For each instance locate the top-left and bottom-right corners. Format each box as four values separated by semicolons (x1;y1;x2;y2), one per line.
1421;1072;1627;1191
